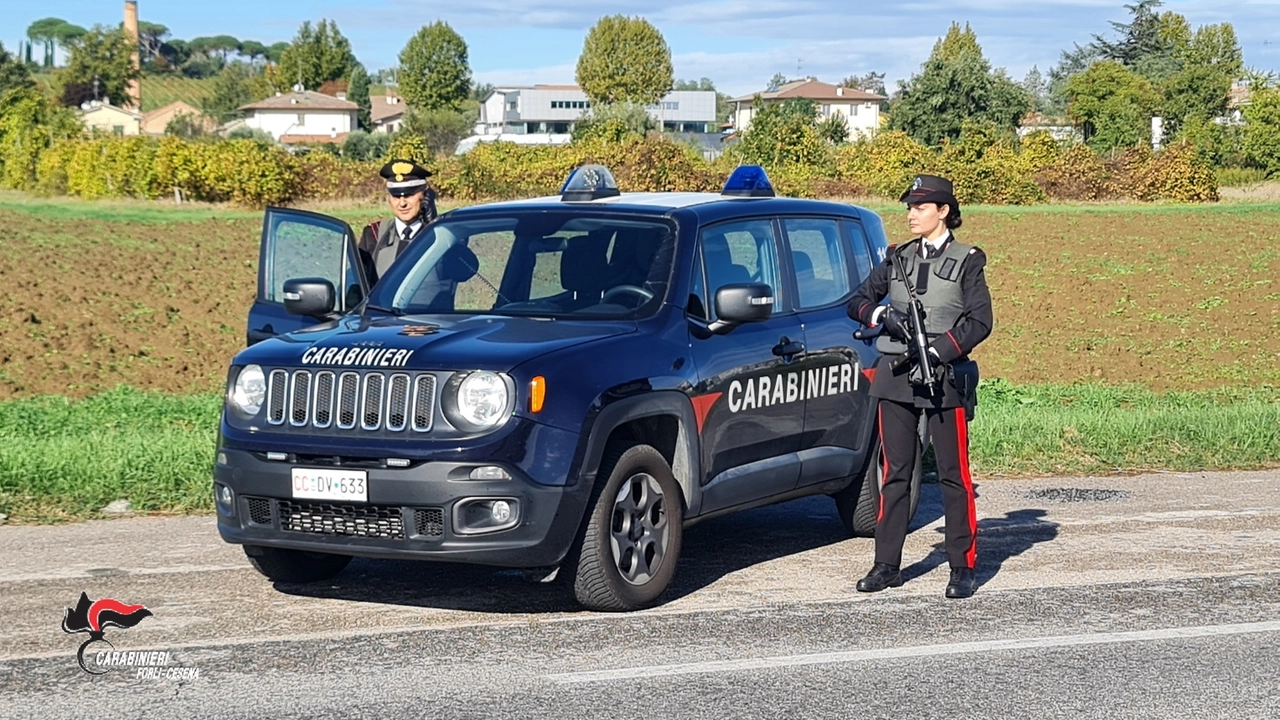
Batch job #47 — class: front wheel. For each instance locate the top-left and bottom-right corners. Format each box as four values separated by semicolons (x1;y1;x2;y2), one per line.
565;444;684;611
243;545;352;583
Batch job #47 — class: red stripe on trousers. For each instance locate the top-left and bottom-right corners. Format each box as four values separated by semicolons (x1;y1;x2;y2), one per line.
876;404;889;522
955;407;977;568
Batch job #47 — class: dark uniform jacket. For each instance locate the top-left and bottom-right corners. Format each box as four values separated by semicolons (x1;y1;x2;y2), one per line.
356;193;480;312
847;234;993;410
356;189;440;285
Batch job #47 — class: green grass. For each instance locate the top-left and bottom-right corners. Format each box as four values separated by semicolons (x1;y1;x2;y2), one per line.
971;379;1280;476
0;388;219;522
1;383;1276;524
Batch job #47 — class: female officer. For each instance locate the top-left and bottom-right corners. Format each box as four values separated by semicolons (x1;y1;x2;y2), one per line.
846;174;993;599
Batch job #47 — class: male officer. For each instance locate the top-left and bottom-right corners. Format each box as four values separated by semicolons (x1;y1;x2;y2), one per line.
846;174;993;599
358;159;440;284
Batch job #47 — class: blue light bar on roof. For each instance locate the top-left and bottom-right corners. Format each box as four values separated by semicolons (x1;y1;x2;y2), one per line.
560;164;621;202
721;165;775;198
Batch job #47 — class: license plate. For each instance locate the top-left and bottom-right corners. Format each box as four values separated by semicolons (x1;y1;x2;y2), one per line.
291;468;368;503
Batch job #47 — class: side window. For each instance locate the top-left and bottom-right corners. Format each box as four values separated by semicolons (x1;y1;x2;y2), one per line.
783;217;851;308
266;215;351;307
699;219;783;319
843;219;875;283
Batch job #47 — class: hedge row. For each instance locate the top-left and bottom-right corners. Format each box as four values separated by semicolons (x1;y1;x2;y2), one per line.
2;124;1217;208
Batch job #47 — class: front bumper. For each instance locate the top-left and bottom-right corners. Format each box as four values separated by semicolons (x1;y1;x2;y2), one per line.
214;447;592;569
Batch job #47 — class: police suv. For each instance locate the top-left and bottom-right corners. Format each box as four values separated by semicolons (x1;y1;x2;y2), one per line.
215;165;923;611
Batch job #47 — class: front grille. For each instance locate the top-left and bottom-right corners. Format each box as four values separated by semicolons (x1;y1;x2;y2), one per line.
414;508;444;537
247;497;272;525
278;499;406;539
265;369;436;432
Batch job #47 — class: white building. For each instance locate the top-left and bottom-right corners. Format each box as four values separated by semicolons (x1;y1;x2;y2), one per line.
238;90;358;144
730;78;884;138
474;85;718;136
78;101;142;136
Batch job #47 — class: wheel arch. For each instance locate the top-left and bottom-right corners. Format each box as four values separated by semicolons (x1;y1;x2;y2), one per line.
577;391;702;517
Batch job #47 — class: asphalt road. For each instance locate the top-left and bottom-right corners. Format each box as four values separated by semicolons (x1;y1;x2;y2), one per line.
2;469;1278;719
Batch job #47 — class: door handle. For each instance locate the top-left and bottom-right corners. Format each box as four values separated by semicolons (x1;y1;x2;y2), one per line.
772;336;805;358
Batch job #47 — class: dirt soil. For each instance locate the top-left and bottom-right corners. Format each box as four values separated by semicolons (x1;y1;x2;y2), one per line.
0;206;1276;399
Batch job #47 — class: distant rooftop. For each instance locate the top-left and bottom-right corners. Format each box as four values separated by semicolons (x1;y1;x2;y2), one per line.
730;78;885;104
239;90;358;112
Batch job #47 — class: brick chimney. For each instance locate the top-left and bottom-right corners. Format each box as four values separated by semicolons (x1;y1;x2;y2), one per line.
124;1;141;110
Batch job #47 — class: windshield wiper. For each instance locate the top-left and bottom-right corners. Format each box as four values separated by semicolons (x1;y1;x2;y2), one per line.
362;303;404;316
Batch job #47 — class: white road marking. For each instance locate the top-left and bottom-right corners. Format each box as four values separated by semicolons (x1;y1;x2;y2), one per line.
547;620;1280;684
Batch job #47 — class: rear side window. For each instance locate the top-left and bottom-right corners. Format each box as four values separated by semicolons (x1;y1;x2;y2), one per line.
782;218;851;308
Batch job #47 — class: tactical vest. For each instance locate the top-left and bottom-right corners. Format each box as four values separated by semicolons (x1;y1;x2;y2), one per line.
876;238;974;355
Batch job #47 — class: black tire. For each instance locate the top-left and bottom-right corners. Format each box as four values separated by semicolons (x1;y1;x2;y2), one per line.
564;444;684;611
243;545;352;583
835;416;926;538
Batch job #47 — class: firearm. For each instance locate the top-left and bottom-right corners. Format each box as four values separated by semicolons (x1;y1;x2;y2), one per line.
888;250;939;389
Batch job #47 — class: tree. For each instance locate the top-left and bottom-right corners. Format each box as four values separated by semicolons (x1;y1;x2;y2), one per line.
202;61;253;123
347;63;372;131
265;42;290;65
767;73;789;90
576;15;673;106
1093;0;1167;67
1242;85;1280;174
840;71;886;95
54;25;140;108
402;107;471;156
27;17;84;68
889;23;1032;146
137;21;169;66
277;20;356;90
1066;60;1159;152
398;22;471;112
1021;66;1048;113
0;43;35;97
239;40;269;65
470;82;495;102
731;98;829;168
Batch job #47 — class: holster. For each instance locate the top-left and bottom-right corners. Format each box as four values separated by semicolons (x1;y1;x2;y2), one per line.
949;359;980;421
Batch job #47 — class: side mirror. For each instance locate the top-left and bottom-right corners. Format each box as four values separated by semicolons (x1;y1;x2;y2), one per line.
283;278;336;318
709;283;773;333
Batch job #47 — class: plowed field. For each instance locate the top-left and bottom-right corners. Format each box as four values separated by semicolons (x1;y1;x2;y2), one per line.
1;203;1277;398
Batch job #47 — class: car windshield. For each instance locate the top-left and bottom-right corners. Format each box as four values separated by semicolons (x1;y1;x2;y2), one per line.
366;212;678;319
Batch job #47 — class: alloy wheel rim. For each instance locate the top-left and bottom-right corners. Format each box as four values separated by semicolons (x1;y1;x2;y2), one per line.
608;472;669;586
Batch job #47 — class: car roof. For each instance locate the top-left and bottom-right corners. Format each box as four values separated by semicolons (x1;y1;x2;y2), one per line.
446;192;873;224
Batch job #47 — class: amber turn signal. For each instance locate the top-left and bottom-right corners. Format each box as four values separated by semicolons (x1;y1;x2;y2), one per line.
529;376;546;413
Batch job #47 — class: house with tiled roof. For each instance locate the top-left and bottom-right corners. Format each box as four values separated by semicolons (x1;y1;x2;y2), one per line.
730;78;885;138
370;91;407;134
238;89;359;144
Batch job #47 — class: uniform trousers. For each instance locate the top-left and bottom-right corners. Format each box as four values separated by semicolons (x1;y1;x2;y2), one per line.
874;398;977;569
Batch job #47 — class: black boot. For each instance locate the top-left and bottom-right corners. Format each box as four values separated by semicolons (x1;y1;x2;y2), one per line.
945;567;977;599
856;562;903;593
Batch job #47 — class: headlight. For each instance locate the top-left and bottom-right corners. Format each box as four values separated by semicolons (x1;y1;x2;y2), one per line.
229;364;266;416
445;371;511;430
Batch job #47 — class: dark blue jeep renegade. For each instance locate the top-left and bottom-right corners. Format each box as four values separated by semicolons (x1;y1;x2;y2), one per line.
214;165;922;611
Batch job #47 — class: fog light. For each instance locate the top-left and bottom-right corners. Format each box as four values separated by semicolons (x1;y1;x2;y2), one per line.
216;483;233;508
216;452;228;466
469;465;510;481
387;458;411;468
454;498;520;535
266;451;288;461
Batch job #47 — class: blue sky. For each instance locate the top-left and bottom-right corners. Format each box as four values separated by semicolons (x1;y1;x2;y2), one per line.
4;1;1279;96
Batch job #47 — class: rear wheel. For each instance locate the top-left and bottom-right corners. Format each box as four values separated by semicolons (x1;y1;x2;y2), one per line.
243;546;351;583
565;444;683;611
835;415;926;538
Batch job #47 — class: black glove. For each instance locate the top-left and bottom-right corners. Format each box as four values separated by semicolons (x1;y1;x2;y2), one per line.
880;308;911;342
